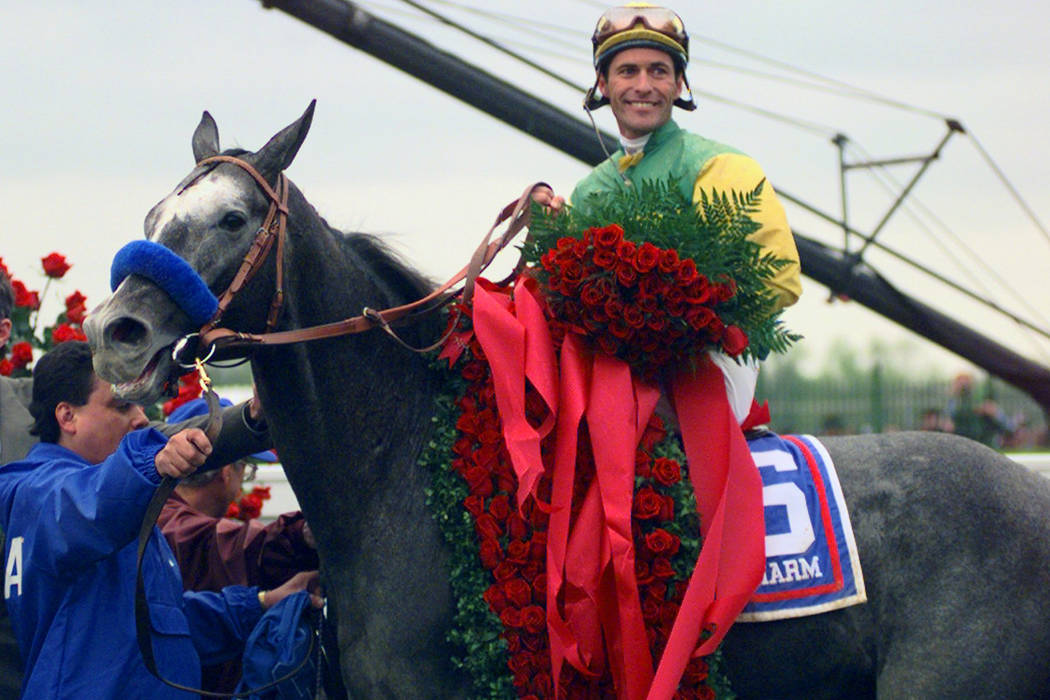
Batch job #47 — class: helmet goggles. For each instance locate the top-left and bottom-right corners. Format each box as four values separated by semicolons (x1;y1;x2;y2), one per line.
592;5;689;70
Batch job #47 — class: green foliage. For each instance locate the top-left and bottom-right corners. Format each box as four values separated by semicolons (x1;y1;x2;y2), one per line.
522;176;799;361
420;360;516;699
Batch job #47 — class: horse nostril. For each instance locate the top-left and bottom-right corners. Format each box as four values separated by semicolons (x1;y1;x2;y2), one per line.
107;316;148;346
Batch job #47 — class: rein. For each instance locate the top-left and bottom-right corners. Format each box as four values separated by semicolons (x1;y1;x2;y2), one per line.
184;154;542;359
134;363;321;698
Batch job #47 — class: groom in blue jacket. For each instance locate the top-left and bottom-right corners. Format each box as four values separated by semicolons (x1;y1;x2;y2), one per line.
0;341;319;698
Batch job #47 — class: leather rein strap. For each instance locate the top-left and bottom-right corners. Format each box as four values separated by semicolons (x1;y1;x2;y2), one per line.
190;154;542;357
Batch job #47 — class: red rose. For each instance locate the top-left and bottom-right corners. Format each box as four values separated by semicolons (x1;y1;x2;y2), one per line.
561;260;585;289
10;342;33;369
462;494;484;519
503;631;521;654
659;600;681;627
41;252;71;279
521;605;546;634
528;532;547;562
632;487;662;520
503;578;532;607
641;595;661;623
683;657;710;683
675;258;699;286
622;304;645;329
635;451;652;479
645;528;681;557
706;317;725;343
663;285;686;316
597;334;620;357
651;457;682;486
645;314;669;333
460;359;486;382
579;282;605;308
225;502;240;519
493;560;519;582
722;324;749;356
633;242;661;273
499;607;524;628
487;495;511;524
685;305;715;331
592;248;617;269
715;277;737;302
658;493;675;521
531;573;547;601
531;671;554;697
607;317;631;340
635;559;654;586
505;539;530;565
615;261;638;287
507;512;530;540
12;281;39;310
474;513;503;540
51;323;86;344
657;248;680;273
478;538;503;570
65;303;87;325
483;583;508;613
65;290;87;310
648;581;668;601
600;298;621;319
593;224;624;249
651;557;676;579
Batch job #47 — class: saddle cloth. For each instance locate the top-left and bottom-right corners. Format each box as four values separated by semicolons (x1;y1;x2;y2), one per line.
737;433;866;622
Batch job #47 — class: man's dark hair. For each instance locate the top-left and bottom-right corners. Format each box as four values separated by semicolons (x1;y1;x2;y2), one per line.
29;341;96;443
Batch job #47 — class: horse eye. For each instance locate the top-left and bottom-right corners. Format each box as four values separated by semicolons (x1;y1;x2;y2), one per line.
219;212;247;230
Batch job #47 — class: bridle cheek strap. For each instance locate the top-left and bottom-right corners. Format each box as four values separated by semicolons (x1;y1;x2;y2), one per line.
196;155;290;337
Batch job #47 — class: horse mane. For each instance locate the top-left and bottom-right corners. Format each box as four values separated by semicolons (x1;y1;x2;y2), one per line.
341;232;436;305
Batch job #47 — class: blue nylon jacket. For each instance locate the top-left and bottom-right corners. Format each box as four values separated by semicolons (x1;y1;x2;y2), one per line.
0;429;263;699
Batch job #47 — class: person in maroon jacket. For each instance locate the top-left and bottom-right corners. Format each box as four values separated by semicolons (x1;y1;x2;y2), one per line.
158;395;319;694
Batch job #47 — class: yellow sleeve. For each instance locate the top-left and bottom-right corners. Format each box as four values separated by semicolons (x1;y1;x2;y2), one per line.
694;153;802;310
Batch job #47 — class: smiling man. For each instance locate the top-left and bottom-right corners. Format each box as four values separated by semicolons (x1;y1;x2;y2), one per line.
568;3;803;423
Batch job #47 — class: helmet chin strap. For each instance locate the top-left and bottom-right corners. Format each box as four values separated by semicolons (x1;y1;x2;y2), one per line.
582;90;633;187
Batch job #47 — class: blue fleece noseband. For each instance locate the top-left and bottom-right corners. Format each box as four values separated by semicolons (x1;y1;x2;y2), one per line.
110;240;219;326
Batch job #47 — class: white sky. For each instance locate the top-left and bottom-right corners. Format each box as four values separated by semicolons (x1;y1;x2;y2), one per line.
2;0;1048;381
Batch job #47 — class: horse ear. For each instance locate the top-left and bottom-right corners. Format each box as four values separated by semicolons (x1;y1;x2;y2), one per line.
192;111;220;163
251;100;316;181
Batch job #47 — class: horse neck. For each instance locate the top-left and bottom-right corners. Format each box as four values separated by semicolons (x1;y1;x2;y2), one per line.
250;197;441;556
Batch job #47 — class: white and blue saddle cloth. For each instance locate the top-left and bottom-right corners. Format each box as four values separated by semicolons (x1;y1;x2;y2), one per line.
737;433;867;622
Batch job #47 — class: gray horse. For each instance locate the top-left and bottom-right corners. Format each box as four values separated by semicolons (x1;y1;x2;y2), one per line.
85;104;1050;699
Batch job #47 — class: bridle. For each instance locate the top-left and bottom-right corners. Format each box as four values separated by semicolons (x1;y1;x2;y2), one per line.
175;154;540;366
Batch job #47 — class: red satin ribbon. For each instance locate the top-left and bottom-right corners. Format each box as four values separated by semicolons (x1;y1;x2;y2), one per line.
470;277;765;700
646;360;765;699
472;277;558;507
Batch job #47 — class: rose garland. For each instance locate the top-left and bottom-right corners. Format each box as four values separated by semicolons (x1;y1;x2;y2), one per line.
420;302;735;699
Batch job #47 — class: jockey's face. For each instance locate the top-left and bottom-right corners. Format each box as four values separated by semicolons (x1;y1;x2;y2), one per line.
598;47;682;139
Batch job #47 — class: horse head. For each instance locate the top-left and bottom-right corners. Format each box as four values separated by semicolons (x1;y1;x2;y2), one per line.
85;102;316;402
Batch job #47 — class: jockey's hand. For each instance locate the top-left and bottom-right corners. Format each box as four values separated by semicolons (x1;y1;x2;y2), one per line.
261;570;324;610
532;184;565;214
155;428;212;479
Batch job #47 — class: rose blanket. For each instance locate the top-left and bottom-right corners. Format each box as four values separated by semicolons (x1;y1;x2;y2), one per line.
738;433;866;622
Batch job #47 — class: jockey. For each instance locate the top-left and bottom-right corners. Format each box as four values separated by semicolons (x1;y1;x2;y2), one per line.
536;2;802;423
